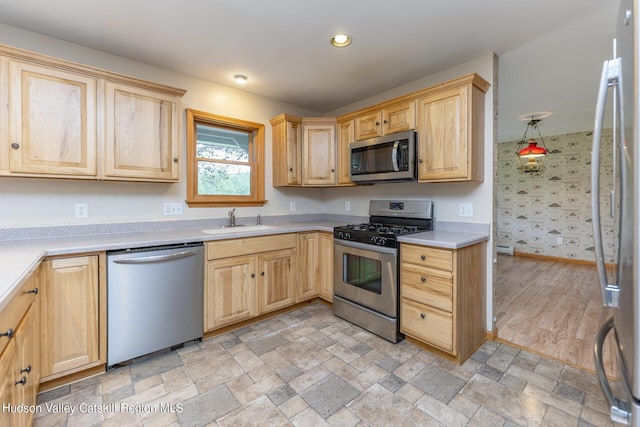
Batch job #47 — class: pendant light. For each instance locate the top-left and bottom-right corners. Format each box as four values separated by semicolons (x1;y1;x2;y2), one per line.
516;118;550;173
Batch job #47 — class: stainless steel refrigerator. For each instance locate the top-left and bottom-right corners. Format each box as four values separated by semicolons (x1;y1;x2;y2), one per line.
593;0;640;425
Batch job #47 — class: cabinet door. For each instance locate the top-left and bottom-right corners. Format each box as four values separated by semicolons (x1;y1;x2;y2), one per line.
285;120;302;185
206;256;256;331
41;256;99;378
298;233;319;301
383;101;415;135
302;121;336;185
105;82;180;181
337;119;354;185
15;304;39;427
318;233;334;301
270;114;302;187
0;340;15;427
8;61;97;176
355;111;382;140
417;85;480;182
259;249;296;314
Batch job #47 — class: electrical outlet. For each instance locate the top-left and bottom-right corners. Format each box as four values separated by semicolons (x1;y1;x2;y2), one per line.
459;203;473;217
557;237;563;245
345;201;351;211
290;201;296;211
163;203;183;215
75;203;88;219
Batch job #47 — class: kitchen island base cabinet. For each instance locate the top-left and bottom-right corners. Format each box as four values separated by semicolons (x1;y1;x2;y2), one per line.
400;242;486;364
205;234;297;332
40;254;103;381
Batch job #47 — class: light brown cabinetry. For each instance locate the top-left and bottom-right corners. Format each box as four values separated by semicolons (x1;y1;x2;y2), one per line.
7;60;98;177
0;44;185;182
297;232;334;302
205;234;297;332
41;255;102;380
416;75;488;182
270;114;303;186
302;118;337;186
0;267;40;427
354;100;416;140
400;242;486;363
104;82;181;181
337;119;355;185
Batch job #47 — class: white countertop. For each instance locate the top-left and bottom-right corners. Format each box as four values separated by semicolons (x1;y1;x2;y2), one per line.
0;221;489;312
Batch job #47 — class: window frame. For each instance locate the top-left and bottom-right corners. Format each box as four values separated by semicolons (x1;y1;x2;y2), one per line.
186;109;266;207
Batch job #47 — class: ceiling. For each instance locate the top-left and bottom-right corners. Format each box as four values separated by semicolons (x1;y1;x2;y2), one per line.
0;0;618;141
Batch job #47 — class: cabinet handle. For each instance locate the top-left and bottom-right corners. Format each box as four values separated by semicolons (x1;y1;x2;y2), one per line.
383;119;388;124
251;273;255;278
418;159;423;164
261;271;265;276
27;287;38;295
173;157;178;163
289;168;293;172
375;121;380;126
11;142;20;149
15;377;26;386
331;169;335;172
0;328;14;339
420;313;426;319
420;276;426;283
20;365;31;374
420;255;426;261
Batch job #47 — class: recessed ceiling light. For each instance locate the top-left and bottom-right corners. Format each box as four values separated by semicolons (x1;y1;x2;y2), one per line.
331;34;352;48
234;74;248;84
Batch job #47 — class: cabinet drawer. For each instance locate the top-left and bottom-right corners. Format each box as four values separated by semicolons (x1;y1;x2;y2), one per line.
207;233;297;260
0;272;37;355
401;244;452;271
401;298;453;353
401;265;452;312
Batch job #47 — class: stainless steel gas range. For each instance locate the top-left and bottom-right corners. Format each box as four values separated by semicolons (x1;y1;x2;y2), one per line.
333;199;434;342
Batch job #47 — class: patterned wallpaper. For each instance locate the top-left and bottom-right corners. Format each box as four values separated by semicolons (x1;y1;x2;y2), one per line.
497;128;615;262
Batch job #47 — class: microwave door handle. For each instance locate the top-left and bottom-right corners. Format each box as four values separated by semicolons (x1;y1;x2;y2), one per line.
391;141;400;171
591;58;621;308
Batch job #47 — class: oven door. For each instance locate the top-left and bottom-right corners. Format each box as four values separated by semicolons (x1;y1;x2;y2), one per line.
333;240;398;317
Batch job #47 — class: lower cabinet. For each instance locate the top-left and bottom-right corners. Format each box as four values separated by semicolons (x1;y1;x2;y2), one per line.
0;266;40;427
205;234;297;332
40;254;103;380
400;242;486;363
297;232;334;302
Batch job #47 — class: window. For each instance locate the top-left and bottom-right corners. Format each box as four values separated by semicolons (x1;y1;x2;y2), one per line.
186;109;266;207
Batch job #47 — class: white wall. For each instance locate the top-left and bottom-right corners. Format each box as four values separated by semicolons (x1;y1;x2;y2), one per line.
0;23;326;227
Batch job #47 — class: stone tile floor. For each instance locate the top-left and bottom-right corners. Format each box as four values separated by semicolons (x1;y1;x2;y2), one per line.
34;302;620;426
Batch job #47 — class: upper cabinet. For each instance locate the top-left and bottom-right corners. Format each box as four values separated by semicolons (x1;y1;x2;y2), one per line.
336;118;354;185
354;100;416;140
7;60;98;177
0;44;186;182
104;82;180;181
270;114;302;186
416;75;489;182
302;118;336;186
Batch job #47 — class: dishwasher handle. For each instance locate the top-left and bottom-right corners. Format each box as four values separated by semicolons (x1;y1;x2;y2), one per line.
111;249;201;265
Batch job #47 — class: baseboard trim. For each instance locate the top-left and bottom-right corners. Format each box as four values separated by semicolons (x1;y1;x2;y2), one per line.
511;251;615;268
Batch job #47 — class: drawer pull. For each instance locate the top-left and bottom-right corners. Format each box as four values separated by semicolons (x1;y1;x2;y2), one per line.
11;142;20;149
15;377;26;386
261;271;265;276
173;157;179;163
251;273;256;278
420;313;426;319
21;365;32;374
0;328;14;339
420;255;426;261
27;287;38;295
420;276;426;283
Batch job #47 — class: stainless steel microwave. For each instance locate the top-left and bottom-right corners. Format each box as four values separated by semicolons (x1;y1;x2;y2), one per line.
350;130;417;183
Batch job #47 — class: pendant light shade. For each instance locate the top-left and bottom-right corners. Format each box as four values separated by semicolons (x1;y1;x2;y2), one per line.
515;118;550;173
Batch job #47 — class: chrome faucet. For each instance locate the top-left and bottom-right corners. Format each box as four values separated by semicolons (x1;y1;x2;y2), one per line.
228;208;236;227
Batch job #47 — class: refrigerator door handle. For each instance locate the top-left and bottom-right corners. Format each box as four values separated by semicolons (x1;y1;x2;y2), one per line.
594;317;632;425
592;58;623;308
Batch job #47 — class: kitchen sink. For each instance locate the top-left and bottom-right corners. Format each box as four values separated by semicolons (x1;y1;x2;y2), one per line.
201;225;277;235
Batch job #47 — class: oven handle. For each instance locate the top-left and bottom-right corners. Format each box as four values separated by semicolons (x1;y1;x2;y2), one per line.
334;239;398;255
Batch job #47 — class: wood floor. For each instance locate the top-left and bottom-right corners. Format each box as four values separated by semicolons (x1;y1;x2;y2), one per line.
495;255;618;378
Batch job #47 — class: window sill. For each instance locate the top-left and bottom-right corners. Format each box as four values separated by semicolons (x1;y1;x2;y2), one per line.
186;199;268;208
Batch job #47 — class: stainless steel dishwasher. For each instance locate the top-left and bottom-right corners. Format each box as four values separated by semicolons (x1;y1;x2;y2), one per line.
107;243;203;367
